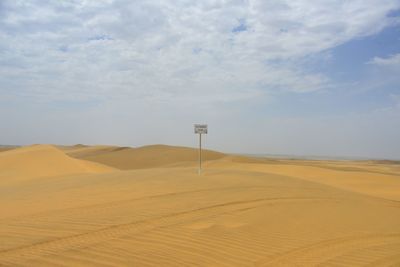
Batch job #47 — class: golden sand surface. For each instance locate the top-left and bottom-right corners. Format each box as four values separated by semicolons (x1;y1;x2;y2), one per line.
1;144;399;266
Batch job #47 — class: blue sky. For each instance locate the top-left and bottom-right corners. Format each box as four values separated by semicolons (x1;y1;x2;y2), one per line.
0;0;400;159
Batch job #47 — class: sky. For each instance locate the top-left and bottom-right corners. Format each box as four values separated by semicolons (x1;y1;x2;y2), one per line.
0;0;400;159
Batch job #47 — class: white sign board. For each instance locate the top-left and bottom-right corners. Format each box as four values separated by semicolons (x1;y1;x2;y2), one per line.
194;124;208;134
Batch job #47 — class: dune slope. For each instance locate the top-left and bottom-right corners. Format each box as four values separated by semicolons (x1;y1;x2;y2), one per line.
208;156;400;201
0;145;114;183
0;146;19;153
66;144;225;170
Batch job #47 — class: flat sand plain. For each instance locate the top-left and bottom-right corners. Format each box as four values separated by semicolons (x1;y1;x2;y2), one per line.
1;144;400;266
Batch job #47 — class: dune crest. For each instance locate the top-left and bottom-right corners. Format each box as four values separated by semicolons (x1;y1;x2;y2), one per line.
0;144;114;182
66;144;225;170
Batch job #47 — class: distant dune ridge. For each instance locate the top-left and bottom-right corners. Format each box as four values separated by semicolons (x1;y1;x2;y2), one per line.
0;145;19;153
1;144;400;266
62;144;225;170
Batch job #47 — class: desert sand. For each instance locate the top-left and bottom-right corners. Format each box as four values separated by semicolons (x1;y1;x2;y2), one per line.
1;144;400;266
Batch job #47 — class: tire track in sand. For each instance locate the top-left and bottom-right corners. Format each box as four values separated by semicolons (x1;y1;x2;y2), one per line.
0;197;332;266
257;233;400;266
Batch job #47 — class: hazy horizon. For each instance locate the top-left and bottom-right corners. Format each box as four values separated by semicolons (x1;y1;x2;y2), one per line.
1;1;400;159
2;143;400;161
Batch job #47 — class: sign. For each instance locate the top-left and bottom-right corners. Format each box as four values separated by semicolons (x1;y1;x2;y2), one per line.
194;124;208;134
194;124;207;175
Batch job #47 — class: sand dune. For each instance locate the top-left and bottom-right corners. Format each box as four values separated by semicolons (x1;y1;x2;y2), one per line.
0;144;400;266
0;146;19;153
58;144;119;157
208;156;400;201
65;144;225;170
0;145;114;184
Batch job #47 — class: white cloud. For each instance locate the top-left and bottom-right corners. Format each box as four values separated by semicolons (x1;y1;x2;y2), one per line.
360;53;400;93
1;0;399;104
369;53;400;67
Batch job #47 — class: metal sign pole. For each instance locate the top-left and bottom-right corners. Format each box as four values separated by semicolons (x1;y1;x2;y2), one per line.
199;133;202;175
194;124;207;175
